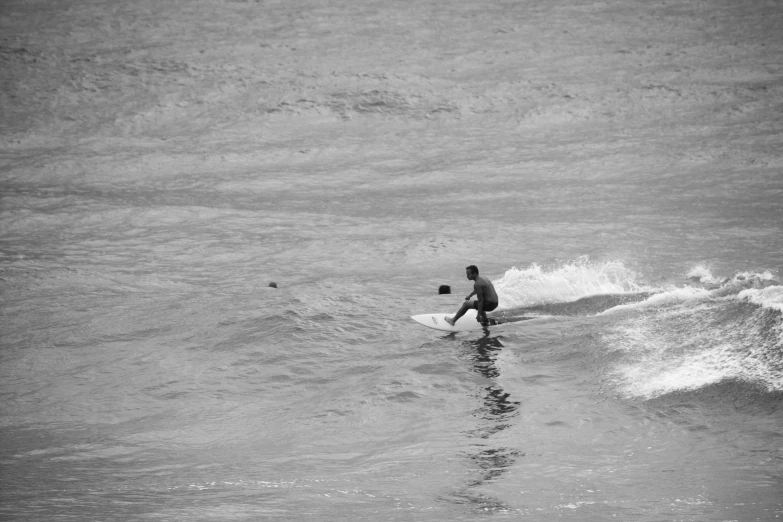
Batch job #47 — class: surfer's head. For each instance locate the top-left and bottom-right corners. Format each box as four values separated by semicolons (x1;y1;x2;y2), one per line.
465;265;479;280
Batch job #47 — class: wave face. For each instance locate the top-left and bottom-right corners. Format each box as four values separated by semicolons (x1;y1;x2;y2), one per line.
601;269;782;398
492;261;782;399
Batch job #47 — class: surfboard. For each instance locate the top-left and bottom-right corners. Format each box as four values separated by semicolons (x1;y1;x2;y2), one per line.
411;308;499;332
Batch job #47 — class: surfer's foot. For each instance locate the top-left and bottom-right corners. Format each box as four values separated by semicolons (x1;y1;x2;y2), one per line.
444;316;455;326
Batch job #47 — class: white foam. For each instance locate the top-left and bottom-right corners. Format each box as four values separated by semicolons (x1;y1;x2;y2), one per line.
736;285;783;312
600;286;710;315
604;285;783;398
686;264;721;284
733;270;777;283
494;257;646;309
615;341;783;399
615;344;742;398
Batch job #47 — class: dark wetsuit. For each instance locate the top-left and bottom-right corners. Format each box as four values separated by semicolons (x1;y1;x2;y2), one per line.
479;300;498;312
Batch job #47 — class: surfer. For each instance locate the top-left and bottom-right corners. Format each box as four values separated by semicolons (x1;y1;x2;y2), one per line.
445;265;499;326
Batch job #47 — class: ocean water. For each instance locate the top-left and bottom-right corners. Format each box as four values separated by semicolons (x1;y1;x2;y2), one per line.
1;0;782;520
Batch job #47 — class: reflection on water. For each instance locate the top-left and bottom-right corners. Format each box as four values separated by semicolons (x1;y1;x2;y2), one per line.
468;332;520;432
446;330;523;512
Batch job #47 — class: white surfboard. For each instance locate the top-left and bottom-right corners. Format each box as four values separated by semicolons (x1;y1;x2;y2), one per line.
411;309;498;332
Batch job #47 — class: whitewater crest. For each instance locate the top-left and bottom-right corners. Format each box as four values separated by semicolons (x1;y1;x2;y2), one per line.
686;264;722;285
599;286;711;315
687;264;776;289
737;286;783;312
494;257;648;309
599;266;781;315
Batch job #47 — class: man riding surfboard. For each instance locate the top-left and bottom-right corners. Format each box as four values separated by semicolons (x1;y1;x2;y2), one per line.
445;265;499;326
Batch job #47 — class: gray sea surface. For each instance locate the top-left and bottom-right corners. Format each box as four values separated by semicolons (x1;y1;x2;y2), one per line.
1;0;782;520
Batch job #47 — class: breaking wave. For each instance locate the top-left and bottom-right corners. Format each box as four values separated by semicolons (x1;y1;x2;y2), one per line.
602;269;782;399
494;257;648;309
492;260;781;399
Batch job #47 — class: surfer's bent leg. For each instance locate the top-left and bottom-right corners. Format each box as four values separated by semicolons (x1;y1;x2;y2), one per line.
445;300;478;325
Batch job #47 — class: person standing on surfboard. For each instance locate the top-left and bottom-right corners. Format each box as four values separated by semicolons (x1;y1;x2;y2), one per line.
445;265;499;326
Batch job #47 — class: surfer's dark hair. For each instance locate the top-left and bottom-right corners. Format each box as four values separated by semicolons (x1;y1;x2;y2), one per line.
466;265;479;275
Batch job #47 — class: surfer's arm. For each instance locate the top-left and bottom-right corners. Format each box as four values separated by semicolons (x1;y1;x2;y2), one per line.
475;285;486;317
465;289;477;300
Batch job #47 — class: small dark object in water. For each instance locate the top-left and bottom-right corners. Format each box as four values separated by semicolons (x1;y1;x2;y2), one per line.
268;282;278;288
438;285;451;294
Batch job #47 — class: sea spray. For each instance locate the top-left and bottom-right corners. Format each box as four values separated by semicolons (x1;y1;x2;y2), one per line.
494;257;647;309
686;264;722;285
